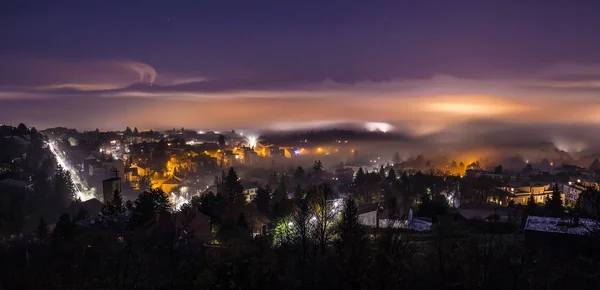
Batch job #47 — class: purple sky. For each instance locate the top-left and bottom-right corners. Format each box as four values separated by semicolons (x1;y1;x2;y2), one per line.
2;0;600;149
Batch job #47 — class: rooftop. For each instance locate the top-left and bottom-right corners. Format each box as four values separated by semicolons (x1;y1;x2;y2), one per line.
525;216;600;236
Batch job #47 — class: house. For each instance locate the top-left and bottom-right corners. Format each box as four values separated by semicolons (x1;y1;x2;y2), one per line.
358;203;431;232
242;181;259;202
524;215;600;252
501;181;556;205
160;176;181;193
0;178;34;191
102;177;122;203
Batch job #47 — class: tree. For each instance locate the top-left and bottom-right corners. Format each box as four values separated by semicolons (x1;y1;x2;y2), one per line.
237;213;250;233
138;175;153;191
386;168;397;182
274;177;288;201
53;213;76;240
354;167;366;187
101;189;125;216
523;194;539;224
293;185;304;204
133;188;171;224
125;200;134;211
312;160;323;173
52;164;75;209
133;127;139;135
336;198;368;288
223;167;244;203
293;166;305;184
36;217;49;242
310;184;336;253
545;183;563;214
125;126;133;135
17;123;28;135
255;186;271;216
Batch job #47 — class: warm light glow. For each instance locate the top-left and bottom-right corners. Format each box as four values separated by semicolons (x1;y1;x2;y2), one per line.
365;122;393;133
247;135;258;148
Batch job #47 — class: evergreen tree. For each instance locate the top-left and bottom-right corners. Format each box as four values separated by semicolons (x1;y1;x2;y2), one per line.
133;127;139;135
101;189;125;216
224;167;244;203
133;188;171;224
546;183;563;213
312;160;323;173
523;194;538;224
386;168;397;182
274;177;288;201
125;200;134;211
293;184;304;204
336;198;368;288
354;167;366;187
36;217;48;242
53;213;75;240
378;165;386;178
52;165;75;209
237;213;250;233
124;126;133;135
17;123;28;135
255;186;271;216
293;166;305;184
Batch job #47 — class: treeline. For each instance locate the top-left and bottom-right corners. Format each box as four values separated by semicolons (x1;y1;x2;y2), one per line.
3;163;600;289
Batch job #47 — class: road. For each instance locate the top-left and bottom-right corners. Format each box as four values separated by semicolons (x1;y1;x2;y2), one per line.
47;141;96;201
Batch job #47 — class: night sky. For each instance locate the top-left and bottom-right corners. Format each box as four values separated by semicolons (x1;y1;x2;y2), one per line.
2;1;600;148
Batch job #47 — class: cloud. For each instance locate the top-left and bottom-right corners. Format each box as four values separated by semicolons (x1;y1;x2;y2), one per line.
0;58;158;91
4;59;600;144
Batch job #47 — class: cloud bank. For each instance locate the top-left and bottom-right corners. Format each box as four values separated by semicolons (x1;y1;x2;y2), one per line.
2;58;600;151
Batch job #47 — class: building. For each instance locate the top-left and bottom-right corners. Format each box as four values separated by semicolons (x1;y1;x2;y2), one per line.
242;181;259;202
160;176;181;193
563;183;584;205
502;181;556;205
358;203;431;232
102;177;122;203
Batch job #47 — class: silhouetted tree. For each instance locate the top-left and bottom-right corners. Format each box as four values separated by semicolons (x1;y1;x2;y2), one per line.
101;189;125;216
545;183;563;214
16;123;28;135
133;127;139;135
52;165;75;209
138;175;153;191
36;217;48;242
293;185;304;204
124;126;133;135
53;213;75;240
133;188;170;224
336;198;368;288
255;186;271;216
312;160;323;173
354;167;366;187
224;167;244;203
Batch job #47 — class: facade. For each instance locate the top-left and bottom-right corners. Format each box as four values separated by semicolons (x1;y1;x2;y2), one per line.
563;183;584;205
102;177;122;203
